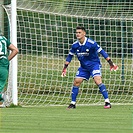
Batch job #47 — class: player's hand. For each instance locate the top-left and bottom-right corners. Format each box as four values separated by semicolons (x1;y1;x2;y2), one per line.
110;64;118;71
61;68;67;77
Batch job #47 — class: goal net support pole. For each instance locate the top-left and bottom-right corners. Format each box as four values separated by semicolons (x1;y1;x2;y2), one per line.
11;0;18;105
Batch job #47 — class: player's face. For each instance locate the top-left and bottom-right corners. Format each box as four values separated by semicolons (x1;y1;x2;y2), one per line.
76;29;86;40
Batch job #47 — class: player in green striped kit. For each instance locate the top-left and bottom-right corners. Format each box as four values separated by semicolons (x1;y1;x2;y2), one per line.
0;34;18;107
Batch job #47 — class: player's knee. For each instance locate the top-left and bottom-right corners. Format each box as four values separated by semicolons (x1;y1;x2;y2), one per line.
73;79;82;86
73;82;80;86
93;76;102;85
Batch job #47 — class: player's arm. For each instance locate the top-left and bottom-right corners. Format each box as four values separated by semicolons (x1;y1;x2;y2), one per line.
61;54;73;77
8;44;19;61
61;43;76;77
99;49;118;71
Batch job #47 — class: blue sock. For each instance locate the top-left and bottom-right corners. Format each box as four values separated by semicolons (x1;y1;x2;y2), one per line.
71;86;79;102
98;83;108;99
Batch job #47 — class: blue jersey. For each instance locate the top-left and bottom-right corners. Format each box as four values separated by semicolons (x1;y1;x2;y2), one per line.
67;37;107;69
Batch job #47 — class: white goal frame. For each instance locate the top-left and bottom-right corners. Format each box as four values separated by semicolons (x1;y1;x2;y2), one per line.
11;0;18;105
2;0;133;107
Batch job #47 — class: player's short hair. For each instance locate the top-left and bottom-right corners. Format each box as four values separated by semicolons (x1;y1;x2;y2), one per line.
76;26;86;32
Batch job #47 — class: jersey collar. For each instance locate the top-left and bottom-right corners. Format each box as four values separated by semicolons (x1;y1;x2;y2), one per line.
78;37;87;46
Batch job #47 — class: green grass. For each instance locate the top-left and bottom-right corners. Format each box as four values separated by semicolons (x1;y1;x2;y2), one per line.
0;105;133;133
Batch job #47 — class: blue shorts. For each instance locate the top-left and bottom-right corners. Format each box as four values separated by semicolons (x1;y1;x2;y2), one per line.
75;64;102;80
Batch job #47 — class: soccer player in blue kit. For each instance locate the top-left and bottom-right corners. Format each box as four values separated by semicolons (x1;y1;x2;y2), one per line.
61;26;118;109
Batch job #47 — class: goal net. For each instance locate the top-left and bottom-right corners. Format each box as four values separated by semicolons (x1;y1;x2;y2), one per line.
2;0;133;106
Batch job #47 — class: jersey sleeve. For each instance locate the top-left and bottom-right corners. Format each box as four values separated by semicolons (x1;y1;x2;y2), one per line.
93;42;109;59
94;42;102;53
94;42;109;59
69;44;76;55
88;39;102;53
3;36;11;47
66;43;76;62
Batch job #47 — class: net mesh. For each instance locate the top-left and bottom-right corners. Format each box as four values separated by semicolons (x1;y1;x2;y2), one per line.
1;0;133;106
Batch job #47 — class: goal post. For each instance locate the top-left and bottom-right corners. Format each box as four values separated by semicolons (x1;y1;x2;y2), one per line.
10;0;18;105
0;0;4;35
2;0;133;106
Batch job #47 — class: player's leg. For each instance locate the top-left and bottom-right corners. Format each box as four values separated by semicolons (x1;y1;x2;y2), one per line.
67;67;90;109
93;76;111;108
67;78;83;109
92;65;111;109
0;67;8;102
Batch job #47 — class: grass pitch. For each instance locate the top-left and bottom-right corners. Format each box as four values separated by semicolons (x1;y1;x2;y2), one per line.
0;105;133;133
